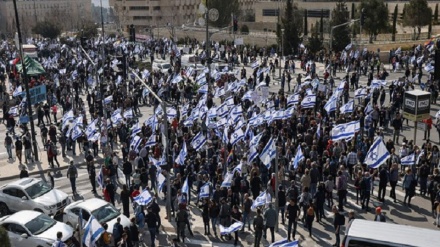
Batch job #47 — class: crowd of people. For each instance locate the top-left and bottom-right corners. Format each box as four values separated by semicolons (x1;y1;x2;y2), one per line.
1;35;440;247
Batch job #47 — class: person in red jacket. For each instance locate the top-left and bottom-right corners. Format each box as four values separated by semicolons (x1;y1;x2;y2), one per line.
424;117;433;140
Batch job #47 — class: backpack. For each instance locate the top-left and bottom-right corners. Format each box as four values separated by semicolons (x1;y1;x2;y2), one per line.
112;223;121;240
101;232;111;244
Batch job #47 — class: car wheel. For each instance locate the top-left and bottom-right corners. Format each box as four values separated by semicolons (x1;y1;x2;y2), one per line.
0;203;9;217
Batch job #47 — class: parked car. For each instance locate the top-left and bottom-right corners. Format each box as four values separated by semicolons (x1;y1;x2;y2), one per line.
152;62;172;74
0;210;74;247
63;198;130;232
0;178;70;217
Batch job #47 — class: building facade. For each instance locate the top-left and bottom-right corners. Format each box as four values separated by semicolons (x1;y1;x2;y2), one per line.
0;0;92;37
109;0;258;33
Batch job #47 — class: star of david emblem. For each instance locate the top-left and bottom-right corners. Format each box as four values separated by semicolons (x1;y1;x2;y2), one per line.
196;140;201;144
233;133;238;138
308;98;312;101
87;127;93;132
340;126;346;132
369;152;378;161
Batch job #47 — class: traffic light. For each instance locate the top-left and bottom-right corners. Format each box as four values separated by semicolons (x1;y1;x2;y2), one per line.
129;24;135;42
233;18;238;32
360;8;365;26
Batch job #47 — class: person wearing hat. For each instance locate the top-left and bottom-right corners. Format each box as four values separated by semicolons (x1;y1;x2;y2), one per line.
374;207;386;222
67;161;78;195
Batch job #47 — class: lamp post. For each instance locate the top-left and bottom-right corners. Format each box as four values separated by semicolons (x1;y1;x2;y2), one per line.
12;0;39;161
280;28;285;79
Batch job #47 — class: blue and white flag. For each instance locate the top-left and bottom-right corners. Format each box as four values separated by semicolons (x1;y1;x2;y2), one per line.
85;119;98;139
182;177;189;195
71;125;83;141
251;191;271;211
221;172;234;188
157;173;166;192
131;122;141;137
220;222;244;235
301;94;316;108
251;61;260;69
191;132;207;151
82;216;105;247
233;163;242;174
63;110;75;123
111;112;123;125
354;88;367;98
198;84;208;94
259;137;276;169
199;183;210;198
287;94;300;106
171;74;183;84
230;128;245;145
250;132;264;147
269;239;299;247
131;135;142;151
216;102;229;118
12;86;23;97
401;154;415;166
75;115;84;127
123;108;134;119
324;95;338;113
345;43;353;51
339;99;354;114
145;134;156;147
416;150;425;164
96;168;104;189
364;102;373;115
104;95;113;105
292;145;304;169
166;107;177;119
133;189;153;205
365;137;390;169
8;106;19;116
175;141;187;165
331;120;360;141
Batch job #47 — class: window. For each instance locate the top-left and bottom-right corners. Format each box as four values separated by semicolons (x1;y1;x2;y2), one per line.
153;6;160;11
348;240;395;247
8;224;28;235
129;6;149;11
133;16;148;20
70;208;90;221
262;9;279;17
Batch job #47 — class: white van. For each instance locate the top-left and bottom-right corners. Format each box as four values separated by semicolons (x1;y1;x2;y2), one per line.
343;219;440;247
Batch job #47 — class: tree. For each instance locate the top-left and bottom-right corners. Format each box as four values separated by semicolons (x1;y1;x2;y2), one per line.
32;21;61;39
0;227;11;247
434;4;439;23
304;9;308;36
330;1;351;52
80;21;99;39
208;0;240;28
403;0;432;40
428;15;432;38
351;2;356;19
320;10;324;40
280;0;303;55
392;5;398;41
360;0;389;43
309;21;323;54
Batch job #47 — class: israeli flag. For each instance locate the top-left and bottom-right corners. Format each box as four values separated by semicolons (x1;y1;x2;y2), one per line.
292;145;304;169
171;74;183;84
251;191;271;211
8;106;19;116
345;43;353;51
416;150;425;164
71;125;83;141
425;63;434;73
339;99;354;114
131;122;141;137
111;113;123;125
354;88;367;98
123;108;134;119
301;94;316;109
89;132;101;142
145;134;156;147
175;141;187;165
365;137;390;169
230;128;245;145
331;120;360;141
157;173;166;192
220;222;244;235
233;163;242;174
75;115;84;127
287;94;300;106
364;102;373;115
142;69;150;79
259;137;276;169
371;79;387;88
269;239;299;247
248;146;259;163
250;132;264;147
166;107;177;119
221;172;234;188
182;177;189;195
82;216;105;247
401;154;415;166
131;135;142;151
191;132;207;151
185;66;194;77
198;84;208;94
217;102;229;118
96;168;104;189
241;90;254;101
85;119;98;139
251;61;260;69
221;127;229;144
12;86;23;97
133;189;153;205
63;110;75;123
181;104;190;117
199;183;210;198
104;95;113;105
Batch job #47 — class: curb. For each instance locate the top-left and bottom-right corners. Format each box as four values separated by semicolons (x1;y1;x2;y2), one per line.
0;158;105;181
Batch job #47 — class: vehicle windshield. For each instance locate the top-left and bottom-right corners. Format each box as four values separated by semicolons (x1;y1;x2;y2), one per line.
92;204;120;223
25;214;56;235
24;181;52;199
162;64;171;69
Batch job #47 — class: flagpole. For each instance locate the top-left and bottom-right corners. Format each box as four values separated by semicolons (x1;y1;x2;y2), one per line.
12;0;39;161
274;140;279;232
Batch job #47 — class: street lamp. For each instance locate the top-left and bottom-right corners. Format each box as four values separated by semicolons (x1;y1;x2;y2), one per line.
279;28;285;79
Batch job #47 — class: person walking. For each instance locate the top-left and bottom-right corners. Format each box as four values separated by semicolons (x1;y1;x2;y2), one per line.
15;137;23;164
286;198;300;241
391;113;403;144
175;204;189;243
67;161;78;195
278;186;287;224
120;185;131;218
332;205;345;247
403;168;416;207
305;202;315;237
361;172;372;211
145;207;159;247
378;166;389;202
230;205;242;246
253;208;264;247
389;163;399;203
105;178;116;206
87;161;97;193
263;203;277;243
336;171;348;212
4;133;13;160
51;232;67;247
199;198;211;236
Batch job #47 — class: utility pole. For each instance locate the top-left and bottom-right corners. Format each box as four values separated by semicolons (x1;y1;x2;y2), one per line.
205;0;211;94
274;143;280;232
12;0;39;161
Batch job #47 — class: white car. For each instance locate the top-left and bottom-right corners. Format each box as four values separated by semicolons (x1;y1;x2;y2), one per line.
0;178;70;217
152;62;172;74
0;210;74;247
63;198;130;233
